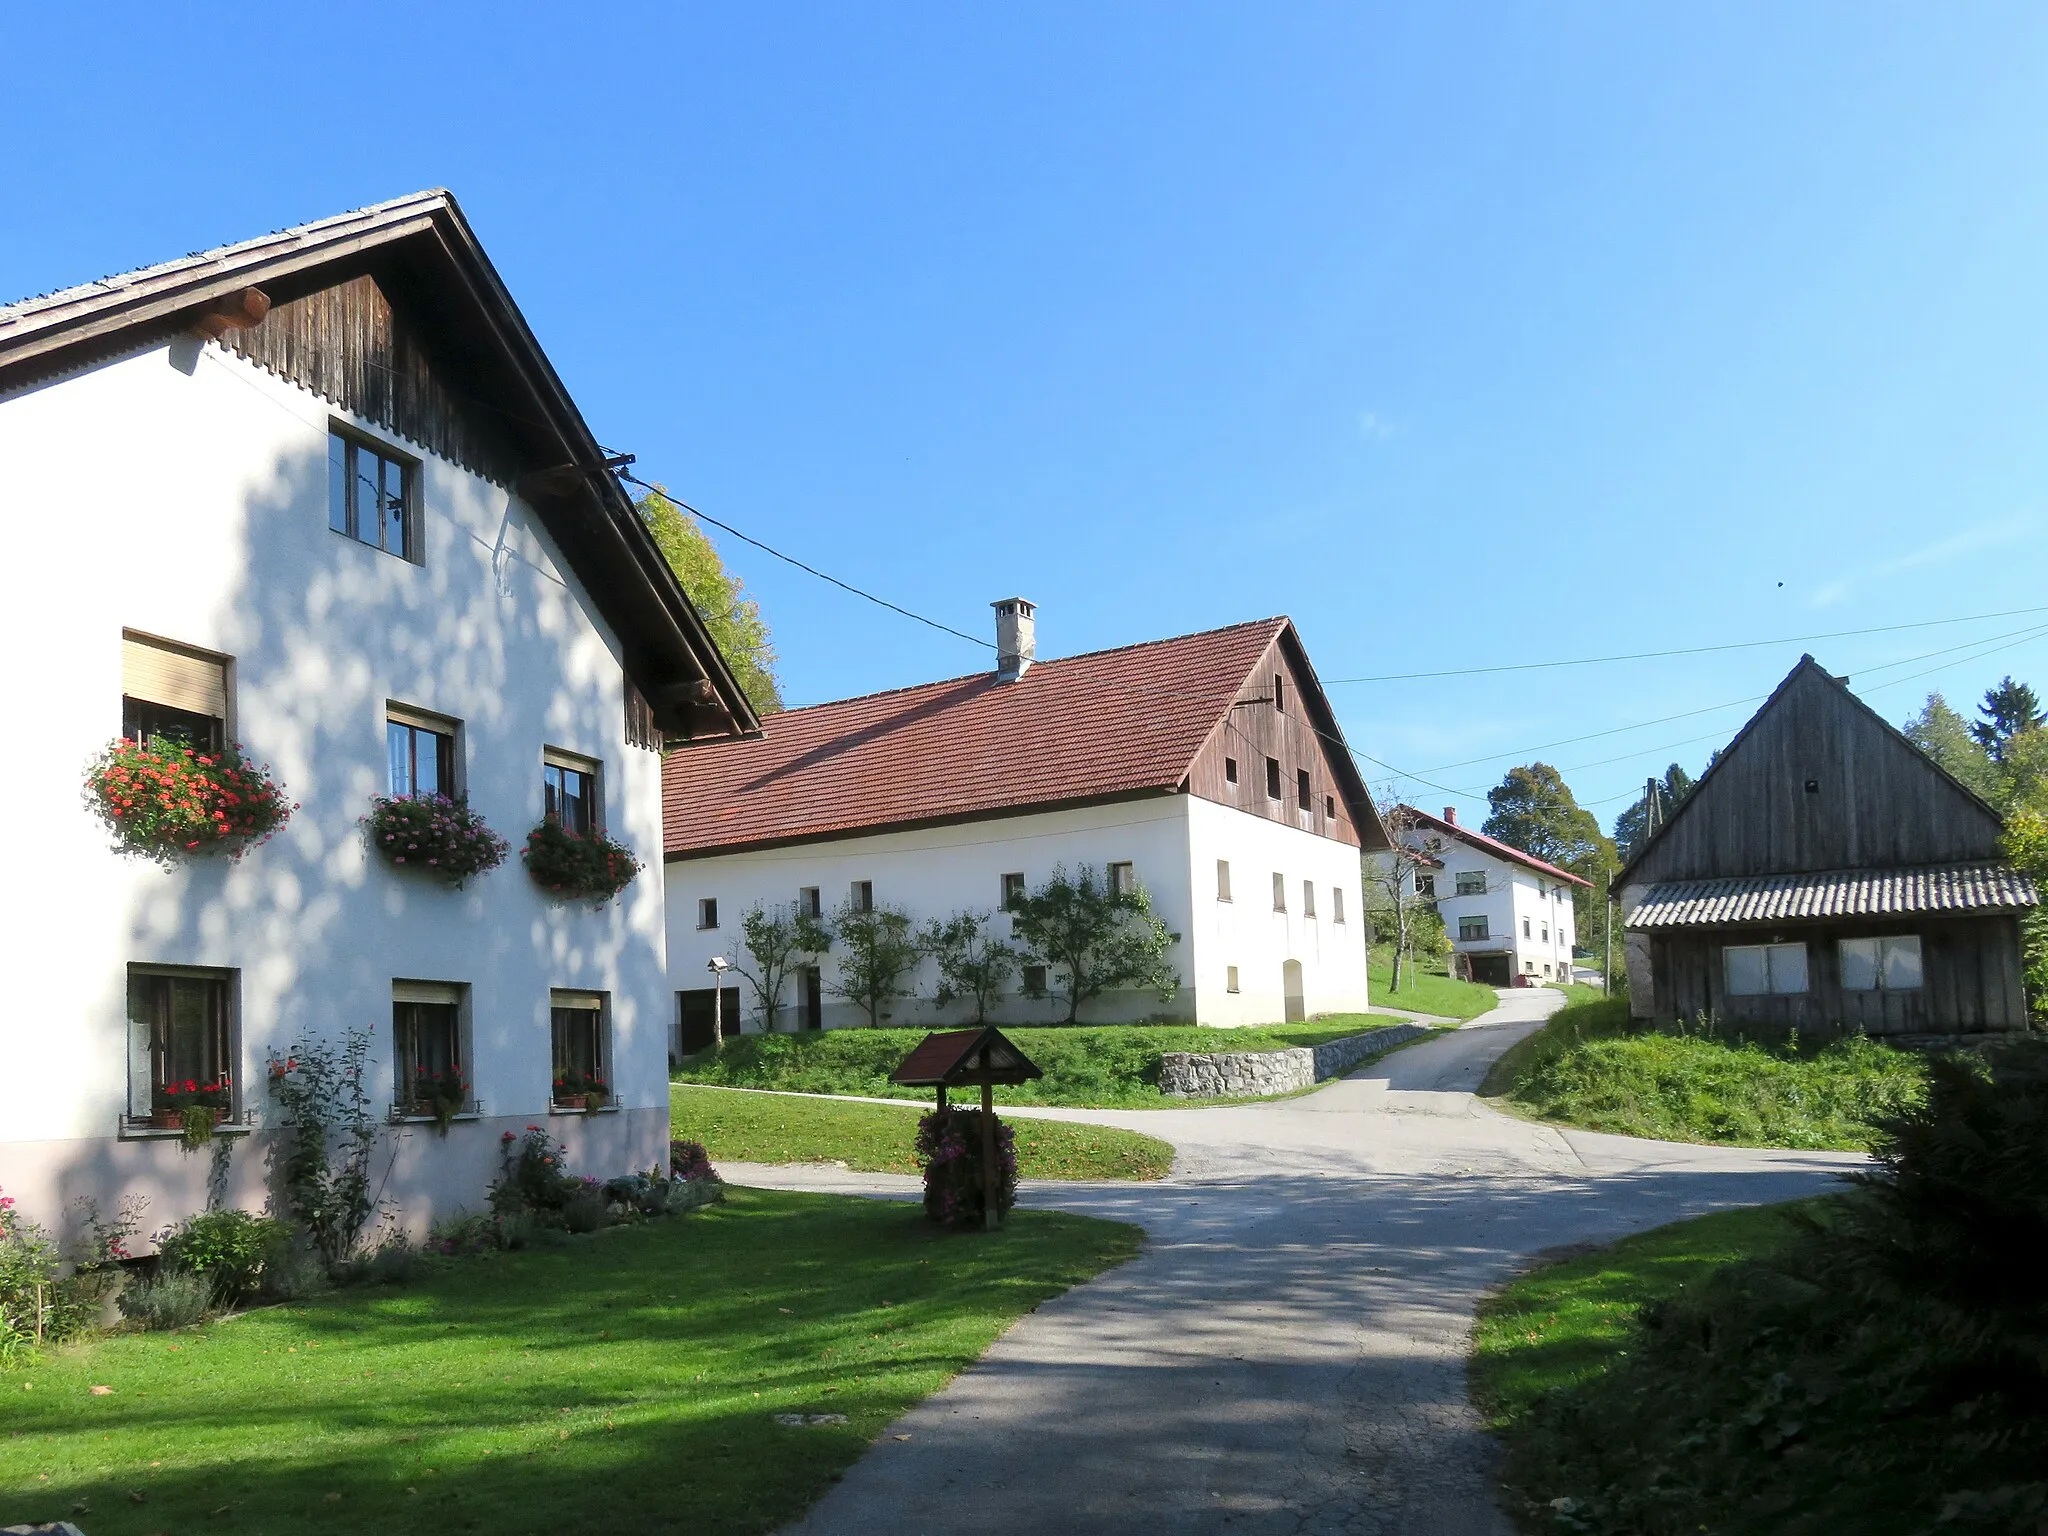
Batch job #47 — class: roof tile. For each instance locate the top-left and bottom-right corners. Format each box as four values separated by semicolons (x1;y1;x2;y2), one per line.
1628;862;2038;928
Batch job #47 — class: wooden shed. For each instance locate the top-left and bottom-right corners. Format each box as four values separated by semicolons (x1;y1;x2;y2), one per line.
1615;656;2038;1036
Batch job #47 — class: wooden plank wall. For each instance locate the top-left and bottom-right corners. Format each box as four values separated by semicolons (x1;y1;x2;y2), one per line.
1649;915;2027;1034
221;274;520;485
1185;635;1362;848
1631;665;2006;884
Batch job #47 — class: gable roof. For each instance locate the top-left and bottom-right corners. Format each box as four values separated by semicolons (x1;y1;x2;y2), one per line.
1392;805;1592;888
662;617;1388;857
1614;655;2007;889
0;190;756;740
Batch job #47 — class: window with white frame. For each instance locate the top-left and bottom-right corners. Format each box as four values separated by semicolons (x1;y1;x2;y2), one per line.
1416;872;1436;898
550;990;610;1106
1724;942;1809;997
851;880;874;912
800;886;822;918
1840;936;1923;992
1216;860;1232;902
1226;965;1240;994
697;897;719;930
392;980;466;1115
1454;871;1486;896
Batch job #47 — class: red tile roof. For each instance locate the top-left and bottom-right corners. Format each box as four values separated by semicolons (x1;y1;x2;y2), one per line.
1397;806;1593;888
664;618;1300;856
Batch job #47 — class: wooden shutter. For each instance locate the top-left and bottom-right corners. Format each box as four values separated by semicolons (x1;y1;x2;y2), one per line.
122;634;227;718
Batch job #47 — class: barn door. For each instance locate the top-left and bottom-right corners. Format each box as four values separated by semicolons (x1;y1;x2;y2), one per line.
1282;960;1305;1023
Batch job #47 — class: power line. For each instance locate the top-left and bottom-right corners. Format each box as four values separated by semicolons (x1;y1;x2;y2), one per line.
617;470;995;651
1321;604;2048;684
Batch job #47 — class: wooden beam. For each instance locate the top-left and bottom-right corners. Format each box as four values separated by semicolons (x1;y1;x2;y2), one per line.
189;287;271;339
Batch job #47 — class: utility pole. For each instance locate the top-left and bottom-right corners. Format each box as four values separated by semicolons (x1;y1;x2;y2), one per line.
1603;861;1613;995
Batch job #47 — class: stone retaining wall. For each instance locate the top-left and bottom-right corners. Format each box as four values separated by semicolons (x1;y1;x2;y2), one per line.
1157;1023;1431;1098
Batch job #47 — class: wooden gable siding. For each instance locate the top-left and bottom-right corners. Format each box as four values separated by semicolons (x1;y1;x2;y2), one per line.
220;274;519;484
1629;664;2005;885
1186;635;1362;847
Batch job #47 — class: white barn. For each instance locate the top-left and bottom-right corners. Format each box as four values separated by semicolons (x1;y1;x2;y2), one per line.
664;608;1388;1041
0;193;756;1241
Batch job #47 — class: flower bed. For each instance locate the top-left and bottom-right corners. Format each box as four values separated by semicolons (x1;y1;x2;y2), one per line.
365;794;510;887
521;817;641;902
86;737;293;865
916;1105;1017;1228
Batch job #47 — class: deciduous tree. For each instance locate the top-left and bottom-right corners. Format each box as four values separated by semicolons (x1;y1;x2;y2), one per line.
1362;799;1446;994
1485;762;1615;975
1904;692;2000;800
728;902;832;1035
920;910;1020;1024
636;487;783;716
825;900;921;1027
1009;865;1179;1025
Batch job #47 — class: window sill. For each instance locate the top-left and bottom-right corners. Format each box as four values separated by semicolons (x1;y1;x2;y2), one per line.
550;1097;623;1116
118;1113;256;1142
388;1101;484;1126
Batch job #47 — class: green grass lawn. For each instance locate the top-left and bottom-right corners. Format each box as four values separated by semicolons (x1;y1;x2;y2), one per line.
1479;997;1926;1149
1471;1201;1811;1425
673;1020;1393;1107
0;1189;1139;1536
1367;959;1501;1021
673;1083;1174;1179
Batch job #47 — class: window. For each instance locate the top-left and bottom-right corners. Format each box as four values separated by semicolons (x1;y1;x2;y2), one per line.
127;967;234;1124
1416;873;1436;898
1226;965;1240;994
1272;872;1287;911
1454;871;1486;897
1000;873;1025;910
851;880;874;913
799;886;822;919
387;706;457;799
1541;925;1549;942
1225;756;1239;785
1536;881;1546;898
1841;936;1924;992
1297;769;1312;813
121;632;226;752
328;427;417;561
1216;859;1232;902
1021;964;1048;996
800;966;823;1029
1724;943;1809;997
550;990;610;1105
1523;918;1531;938
1325;795;1337;822
1108;862;1136;897
543;749;600;836
1266;757;1283;800
392;980;465;1114
1274;673;1286;713
697;898;719;930
1523;960;1537;974
1333;886;1345;924
1459;917;1489;941
1303;881;1317;919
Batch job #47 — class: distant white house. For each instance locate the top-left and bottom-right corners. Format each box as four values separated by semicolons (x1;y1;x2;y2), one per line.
1379;806;1588;985
663;608;1390;1041
0;192;755;1240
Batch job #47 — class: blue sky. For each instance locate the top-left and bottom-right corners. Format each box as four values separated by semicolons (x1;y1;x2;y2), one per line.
9;4;2047;829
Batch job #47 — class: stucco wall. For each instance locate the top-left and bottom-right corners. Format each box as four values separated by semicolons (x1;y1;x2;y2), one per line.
0;338;670;1239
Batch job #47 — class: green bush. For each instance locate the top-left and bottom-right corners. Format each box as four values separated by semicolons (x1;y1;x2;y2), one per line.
1487;998;1928;1150
116;1269;211;1332
158;1210;292;1304
1486;1038;2048;1535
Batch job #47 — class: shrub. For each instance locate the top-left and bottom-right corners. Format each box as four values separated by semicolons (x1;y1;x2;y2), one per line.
269;1029;380;1272
916;1106;1017;1228
258;1239;329;1302
670;1139;721;1183
158;1209;291;1305
364;793;510;887
0;1190;65;1363
560;1187;611;1234
490;1125;578;1217
85;736;293;865
336;1234;417;1287
521;817;640;902
116;1268;211;1331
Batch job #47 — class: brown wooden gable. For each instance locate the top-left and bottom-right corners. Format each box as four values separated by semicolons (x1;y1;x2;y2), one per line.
1185;630;1375;848
1623;657;2007;886
220;273;520;485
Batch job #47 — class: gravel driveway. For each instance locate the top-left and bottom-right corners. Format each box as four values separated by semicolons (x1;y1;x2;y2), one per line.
735;989;1859;1536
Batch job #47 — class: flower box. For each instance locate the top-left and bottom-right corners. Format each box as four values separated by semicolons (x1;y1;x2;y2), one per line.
522;818;641;903
365;794;510;888
86;737;293;865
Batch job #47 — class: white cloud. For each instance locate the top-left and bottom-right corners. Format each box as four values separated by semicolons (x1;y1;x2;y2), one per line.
1808;516;2034;608
1357;410;1401;441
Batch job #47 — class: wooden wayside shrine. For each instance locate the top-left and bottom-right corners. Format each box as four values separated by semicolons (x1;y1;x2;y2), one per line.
889;1027;1043;1230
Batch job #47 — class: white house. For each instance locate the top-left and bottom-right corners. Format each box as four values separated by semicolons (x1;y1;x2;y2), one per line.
1381;806;1588;985
664;606;1389;1039
0;192;756;1242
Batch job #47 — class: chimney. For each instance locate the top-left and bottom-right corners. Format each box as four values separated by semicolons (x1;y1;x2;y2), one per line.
1443;806;1457;825
993;598;1036;682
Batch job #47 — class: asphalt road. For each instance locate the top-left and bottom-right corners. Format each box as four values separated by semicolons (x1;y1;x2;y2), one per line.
734;990;1859;1536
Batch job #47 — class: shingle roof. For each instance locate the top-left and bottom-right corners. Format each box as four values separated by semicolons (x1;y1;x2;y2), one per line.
1394;806;1593;888
1628;862;2038;929
662;617;1373;856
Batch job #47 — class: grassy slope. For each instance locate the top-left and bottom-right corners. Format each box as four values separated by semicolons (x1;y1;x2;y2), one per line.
673;1020;1394;1107
1470;1201;1810;1425
0;1190;1139;1536
1367;960;1501;1021
672;1084;1174;1180
1480;997;1926;1150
